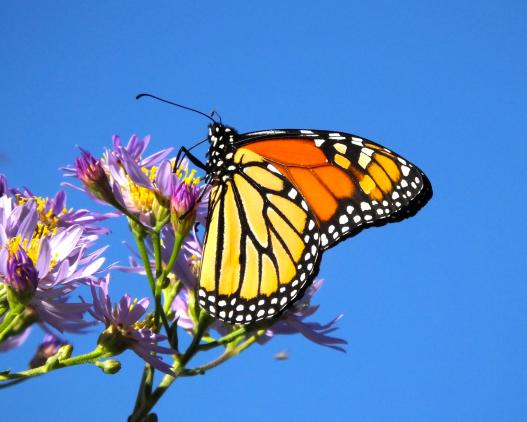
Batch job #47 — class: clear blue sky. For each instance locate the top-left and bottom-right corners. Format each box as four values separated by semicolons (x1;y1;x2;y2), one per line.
1;1;526;421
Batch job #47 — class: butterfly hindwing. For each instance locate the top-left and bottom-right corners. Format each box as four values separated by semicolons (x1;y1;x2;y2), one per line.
198;146;322;324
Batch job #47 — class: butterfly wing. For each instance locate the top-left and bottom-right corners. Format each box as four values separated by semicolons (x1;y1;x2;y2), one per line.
237;129;432;249
199;127;432;325
199;146;322;324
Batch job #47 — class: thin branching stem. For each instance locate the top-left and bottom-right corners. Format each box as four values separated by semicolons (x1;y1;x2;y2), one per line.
0;347;110;381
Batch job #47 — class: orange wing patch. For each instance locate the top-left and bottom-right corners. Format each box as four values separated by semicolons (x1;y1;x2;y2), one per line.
242;142;356;222
313;166;354;199
288;167;338;221
244;140;326;166
238;133;429;252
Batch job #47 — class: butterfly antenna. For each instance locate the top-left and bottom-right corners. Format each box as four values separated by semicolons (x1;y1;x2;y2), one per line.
210;110;222;124
136;93;216;123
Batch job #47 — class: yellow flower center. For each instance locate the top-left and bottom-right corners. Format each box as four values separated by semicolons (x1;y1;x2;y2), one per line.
6;236;40;265
16;195;68;239
175;165;201;186
127;181;155;213
3;195;68;270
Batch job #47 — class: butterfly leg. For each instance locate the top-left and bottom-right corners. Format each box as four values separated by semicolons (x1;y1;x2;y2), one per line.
175;146;208;171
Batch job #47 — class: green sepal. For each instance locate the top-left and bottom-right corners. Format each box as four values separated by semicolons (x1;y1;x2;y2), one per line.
6;286;27;314
97;326;130;355
95;359;121;374
129;218;147;239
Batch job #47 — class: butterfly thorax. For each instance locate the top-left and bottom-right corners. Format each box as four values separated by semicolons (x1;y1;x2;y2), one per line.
206;123;239;182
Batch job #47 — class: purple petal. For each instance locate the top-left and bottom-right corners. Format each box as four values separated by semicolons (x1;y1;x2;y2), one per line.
155;161;173;196
16;203;38;239
141;147;174;168
36;237;52;277
52;191;66;215
120;149;152;188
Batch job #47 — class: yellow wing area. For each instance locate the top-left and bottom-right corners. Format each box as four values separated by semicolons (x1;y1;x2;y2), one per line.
198;148;321;324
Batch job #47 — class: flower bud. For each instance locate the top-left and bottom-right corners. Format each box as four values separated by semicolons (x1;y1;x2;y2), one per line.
170;181;199;237
6;249;38;304
29;335;69;368
95;359;121;374
97;325;131;355
74;149;114;204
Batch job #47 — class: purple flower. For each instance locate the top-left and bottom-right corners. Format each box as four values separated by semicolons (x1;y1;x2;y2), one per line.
170;177;200;235
5;249;38;300
89;275;176;375
29;334;69;368
0;194;105;333
73;149;115;204
171;287;194;331
63;134;177;228
0;174;114;238
259;279;347;352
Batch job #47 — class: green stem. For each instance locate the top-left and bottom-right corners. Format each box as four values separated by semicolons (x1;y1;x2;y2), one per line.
0;312;22;343
128;313;211;421
132;231;156;295
182;329;265;376
0;311;16;334
115;205;152;234
131;363;154;415
0;347;109;381
197;327;247;351
157;232;185;286
151;231;163;326
162;280;180;317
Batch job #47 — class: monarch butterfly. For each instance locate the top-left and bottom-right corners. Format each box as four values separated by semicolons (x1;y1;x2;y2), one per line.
189;122;433;325
138;94;432;325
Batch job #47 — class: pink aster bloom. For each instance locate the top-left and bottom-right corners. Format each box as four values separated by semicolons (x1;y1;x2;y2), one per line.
3;174;115;238
89;275;176;375
0;193;106;334
170;176;201;235
64;134;176;228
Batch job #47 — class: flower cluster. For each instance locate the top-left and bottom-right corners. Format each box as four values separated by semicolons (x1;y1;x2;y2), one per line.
0;176;109;351
63;134;205;233
1;131;347;421
89;275;176;374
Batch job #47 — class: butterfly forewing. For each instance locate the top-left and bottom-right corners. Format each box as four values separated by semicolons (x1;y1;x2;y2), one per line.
239;129;432;250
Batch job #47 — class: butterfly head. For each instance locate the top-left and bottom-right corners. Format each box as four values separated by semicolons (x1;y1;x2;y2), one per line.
206;123;238;181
